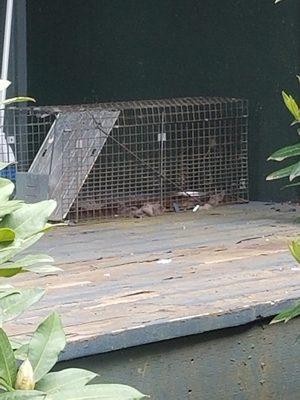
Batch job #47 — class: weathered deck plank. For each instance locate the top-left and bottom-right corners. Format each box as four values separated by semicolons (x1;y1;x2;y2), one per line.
6;202;300;360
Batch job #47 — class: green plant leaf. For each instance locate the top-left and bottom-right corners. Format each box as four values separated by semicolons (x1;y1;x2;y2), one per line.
0;200;56;240
46;384;148;400
9;339;24;350
266;162;298;181
23;265;61;274
0;244;19;264
0;288;45;323
0;228;15;246
268;142;300;161
12;254;54;267
1;97;36;105
28;312;66;382
0;179;14;202
0;328;17;389
0;265;22;278
270;303;300;324
16;233;45;254
282;91;300;121
0;391;46;399
0;233;47;266
281;181;300;189
0;284;14;291
0;289;20;300
0;376;13;391
13;343;29;361
290;161;300;181
0;201;24;219
35;369;97;394
289;240;300;263
10;339;29;361
1;254;60;276
0;253;60;276
40;222;66;233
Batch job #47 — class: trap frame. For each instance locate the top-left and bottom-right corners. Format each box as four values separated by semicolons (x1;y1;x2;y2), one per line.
3;96;248;221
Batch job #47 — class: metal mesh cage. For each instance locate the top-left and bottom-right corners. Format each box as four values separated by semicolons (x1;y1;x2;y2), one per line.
2;96;248;221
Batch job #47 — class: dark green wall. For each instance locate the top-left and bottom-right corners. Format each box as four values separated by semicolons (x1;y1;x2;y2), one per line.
26;0;299;201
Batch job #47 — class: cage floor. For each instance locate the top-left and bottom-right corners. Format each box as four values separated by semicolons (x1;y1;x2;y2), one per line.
6;202;300;360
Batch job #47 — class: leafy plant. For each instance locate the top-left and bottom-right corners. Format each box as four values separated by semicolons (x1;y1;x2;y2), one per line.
0;79;148;397
0;80;35;106
0;175;147;399
0;313;147;399
270;238;300;324
0;79;59;322
0;172;148;399
0;172;147;400
0;163;59;324
267;0;300;327
266;80;300;186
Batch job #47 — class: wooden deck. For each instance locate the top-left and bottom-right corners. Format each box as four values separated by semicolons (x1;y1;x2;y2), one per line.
6;202;300;361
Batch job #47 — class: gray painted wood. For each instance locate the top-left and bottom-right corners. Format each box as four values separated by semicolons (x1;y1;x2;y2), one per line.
6;202;300;362
18;109;120;220
59;318;300;400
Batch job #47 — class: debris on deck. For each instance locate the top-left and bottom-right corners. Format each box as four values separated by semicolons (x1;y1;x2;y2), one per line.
6;202;300;360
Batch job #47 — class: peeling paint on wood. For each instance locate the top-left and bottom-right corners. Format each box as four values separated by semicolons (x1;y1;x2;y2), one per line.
5;202;300;363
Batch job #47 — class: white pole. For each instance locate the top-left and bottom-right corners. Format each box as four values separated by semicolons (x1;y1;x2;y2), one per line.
0;0;15;163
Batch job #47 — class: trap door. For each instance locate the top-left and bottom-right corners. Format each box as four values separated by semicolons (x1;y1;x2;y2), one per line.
71;106;169;219
29;109;120;220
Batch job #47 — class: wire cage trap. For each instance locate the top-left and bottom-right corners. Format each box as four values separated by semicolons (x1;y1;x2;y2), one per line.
3;96;248;221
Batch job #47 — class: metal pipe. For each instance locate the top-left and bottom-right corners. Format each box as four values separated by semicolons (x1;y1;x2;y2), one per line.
1;0;14;100
0;0;15;162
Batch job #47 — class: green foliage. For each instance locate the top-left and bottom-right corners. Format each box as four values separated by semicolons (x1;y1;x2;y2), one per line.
0;80;35;106
0;313;147;399
47;385;147;400
282;91;300;123
271;303;300;324
0;179;14;203
270;238;300;324
35;369;97;393
0;329;16;390
288;240;300;263
0;175;58;325
28;313;66;382
0;200;57;240
268;142;300;162
0;201;24;219
0;391;45;399
267;86;300;185
0;80;147;398
0;98;35;106
0;288;44;325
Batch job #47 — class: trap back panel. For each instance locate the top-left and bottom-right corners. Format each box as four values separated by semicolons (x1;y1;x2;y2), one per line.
6;97;248;221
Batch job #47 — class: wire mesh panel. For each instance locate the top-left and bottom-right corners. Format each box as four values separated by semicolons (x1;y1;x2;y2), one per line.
70;109;164;219
0;106;53;181
4;97;248;221
68;97;248;220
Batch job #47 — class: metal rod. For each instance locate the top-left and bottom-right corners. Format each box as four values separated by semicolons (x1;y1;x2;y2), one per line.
0;0;15;163
160;112;165;205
